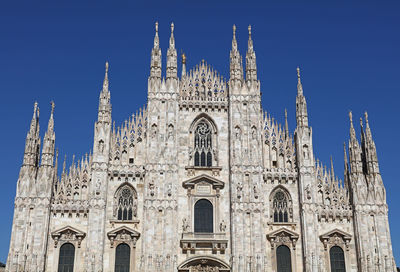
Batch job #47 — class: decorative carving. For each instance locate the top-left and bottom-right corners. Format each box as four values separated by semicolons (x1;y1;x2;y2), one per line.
219;220;226;232
320;229;351;251
107;226;140;248
51;226;86;248
182;218;189;232
267;228;299;250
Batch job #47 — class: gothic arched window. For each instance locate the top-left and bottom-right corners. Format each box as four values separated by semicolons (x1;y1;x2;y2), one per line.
58;243;75;272
276;245;292;272
115;243;130;272
271;188;291;223
115;185;137;221
330;246;346;272
194;199;213;233
194;122;212;167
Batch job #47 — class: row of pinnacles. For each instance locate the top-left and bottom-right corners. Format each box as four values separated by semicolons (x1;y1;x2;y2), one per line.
7;21;396;271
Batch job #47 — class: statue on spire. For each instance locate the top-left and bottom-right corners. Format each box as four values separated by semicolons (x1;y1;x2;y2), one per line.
167;22;177;82
295;67;308;128
246;24;257;84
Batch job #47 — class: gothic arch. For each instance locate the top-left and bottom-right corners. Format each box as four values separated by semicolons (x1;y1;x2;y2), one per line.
189;113;218;134
189;114;219;167
114;183;138;221
269;186;293;223
178;256;230;271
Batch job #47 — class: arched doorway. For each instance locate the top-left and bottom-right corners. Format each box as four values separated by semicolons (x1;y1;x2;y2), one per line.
178;256;230;272
330;246;346;272
276;245;292;272
58;243;75;272
194;199;213;233
115;243;130;272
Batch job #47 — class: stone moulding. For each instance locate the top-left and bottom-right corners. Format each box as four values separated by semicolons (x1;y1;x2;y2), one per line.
51;226;86;248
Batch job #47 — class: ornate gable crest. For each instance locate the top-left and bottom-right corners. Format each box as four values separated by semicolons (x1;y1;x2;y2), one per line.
178;256;230;272
51;226;86;248
183;174;224;196
266;227;299;250
107;226;140;248
320;229;351;251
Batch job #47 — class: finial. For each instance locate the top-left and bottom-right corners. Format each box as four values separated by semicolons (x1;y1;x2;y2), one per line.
364;111;369;124
182;53;186;64
105;61;109;73
50;101;55;115
233;24;236;36
297;67;301;81
171;22;174;33
349;111;353;126
155;21;158;33
33;101;38;118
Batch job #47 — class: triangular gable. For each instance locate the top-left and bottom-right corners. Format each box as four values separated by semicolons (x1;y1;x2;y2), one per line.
320;228;351;241
52;225;85;238
267;227;299;240
51;226;86;248
182;174;224;189
107;225;140;238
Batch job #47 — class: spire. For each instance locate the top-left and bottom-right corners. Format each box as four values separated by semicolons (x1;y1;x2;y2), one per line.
232;24;237;51
40;101;56;167
295;67;308;128
364;112;374;144
166;22;177;81
169;22;175;49
246;25;258;83
154;21;159;49
181;52;186;78
284;108;289;139
363;111;380;175
297;67;303;95
53;149;59;184
330;156;335;180
22;102;41;167
230;24;243;83
343;142;350;188
349;111;357;144
150;21;162;81
98;62;111;124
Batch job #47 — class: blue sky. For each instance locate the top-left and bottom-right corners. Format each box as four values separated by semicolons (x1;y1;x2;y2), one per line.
0;0;399;264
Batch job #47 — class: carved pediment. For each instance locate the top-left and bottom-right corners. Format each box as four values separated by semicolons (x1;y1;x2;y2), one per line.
178;256;230;271
183;174;224;190
320;229;351;250
51;226;86;248
107;226;140;248
266;227;299;250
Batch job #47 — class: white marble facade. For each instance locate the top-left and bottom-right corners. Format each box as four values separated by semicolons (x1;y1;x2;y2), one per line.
6;23;397;272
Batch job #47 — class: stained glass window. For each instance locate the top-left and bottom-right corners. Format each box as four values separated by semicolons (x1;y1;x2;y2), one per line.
273;190;289;223
194;122;212;167
116;185;136;221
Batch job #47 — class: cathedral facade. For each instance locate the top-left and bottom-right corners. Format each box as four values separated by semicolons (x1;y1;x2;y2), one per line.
6;23;397;272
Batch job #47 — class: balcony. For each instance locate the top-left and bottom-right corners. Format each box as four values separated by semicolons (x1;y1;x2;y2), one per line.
180;232;228;254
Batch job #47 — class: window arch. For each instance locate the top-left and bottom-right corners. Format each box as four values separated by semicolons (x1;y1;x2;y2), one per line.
115;184;137;221
58;243;75;272
194;122;212;167
276;245;292;272
330;246;345;272
115;243;130;272
194;199;213;233
270;187;292;223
